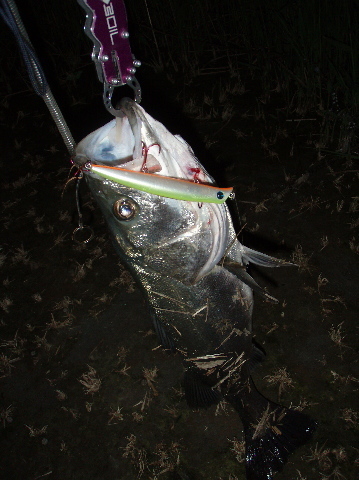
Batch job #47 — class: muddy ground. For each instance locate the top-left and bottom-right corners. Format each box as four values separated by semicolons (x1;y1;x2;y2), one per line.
0;70;358;480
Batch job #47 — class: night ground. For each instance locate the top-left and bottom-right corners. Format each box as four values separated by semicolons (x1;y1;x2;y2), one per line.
1;1;358;479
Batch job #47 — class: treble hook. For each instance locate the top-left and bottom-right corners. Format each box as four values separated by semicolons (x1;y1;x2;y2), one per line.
72;171;94;244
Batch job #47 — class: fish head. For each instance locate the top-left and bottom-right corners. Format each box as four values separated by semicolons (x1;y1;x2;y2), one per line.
74;99;231;284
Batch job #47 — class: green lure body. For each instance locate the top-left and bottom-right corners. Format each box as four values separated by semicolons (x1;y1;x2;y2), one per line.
90;164;233;204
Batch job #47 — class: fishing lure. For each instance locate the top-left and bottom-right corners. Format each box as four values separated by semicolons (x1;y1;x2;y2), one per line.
89;163;234;204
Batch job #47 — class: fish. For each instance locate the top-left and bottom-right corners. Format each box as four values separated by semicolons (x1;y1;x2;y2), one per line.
73;98;316;480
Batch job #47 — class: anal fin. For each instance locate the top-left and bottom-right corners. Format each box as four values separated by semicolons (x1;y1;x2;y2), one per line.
183;369;222;409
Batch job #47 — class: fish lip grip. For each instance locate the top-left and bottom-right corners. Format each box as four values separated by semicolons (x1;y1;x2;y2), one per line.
77;0;141;113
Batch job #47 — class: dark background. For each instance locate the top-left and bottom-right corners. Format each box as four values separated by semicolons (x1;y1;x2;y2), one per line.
0;1;358;479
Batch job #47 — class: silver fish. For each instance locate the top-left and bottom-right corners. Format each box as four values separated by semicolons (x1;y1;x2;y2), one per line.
74;98;316;480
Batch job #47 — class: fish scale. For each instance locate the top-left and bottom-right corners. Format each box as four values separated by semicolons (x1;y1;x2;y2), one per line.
74;98;316;480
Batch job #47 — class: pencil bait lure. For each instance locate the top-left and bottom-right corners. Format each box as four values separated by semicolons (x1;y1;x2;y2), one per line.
88;163;234;204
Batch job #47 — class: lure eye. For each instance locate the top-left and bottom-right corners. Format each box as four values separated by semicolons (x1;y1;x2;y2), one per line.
113;197;138;221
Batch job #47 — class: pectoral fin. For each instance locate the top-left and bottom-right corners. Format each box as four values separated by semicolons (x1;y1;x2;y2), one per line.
224;260;279;303
241;246;295;268
149;308;176;352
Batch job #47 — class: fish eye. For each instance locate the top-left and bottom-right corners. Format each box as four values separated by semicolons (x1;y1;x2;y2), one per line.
113;197;138;221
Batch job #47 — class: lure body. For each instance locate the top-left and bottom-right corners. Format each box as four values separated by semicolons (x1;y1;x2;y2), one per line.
90;164;233;203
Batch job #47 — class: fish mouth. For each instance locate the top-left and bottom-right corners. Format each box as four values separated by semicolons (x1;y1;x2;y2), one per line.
110;98;164;173
74;98;233;206
73;99;232;281
74;98;217;187
73;98;162;173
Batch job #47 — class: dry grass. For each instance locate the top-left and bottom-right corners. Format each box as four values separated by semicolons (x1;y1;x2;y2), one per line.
46;313;73;330
228;437;245;463
0;9;357;476
150;441;181;477
0;297;13;313
291;245;312;273
108;406;124;424
340;408;358;427
264;367;294;400
78;365;102;395
0;354;20;378
306;442;332;470
1;404;14;427
122;434;147;478
329;323;349;354
25;424;48;437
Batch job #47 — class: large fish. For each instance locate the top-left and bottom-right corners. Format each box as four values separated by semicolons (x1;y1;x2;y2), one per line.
73;98;316;480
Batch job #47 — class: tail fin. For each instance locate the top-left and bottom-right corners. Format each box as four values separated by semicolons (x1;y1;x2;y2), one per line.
243;404;316;480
